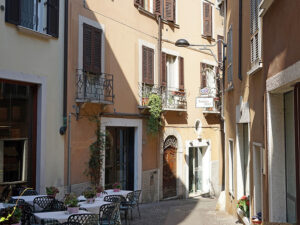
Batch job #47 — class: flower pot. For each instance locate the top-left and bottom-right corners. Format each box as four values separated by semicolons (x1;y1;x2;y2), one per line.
142;98;149;106
86;198;95;204
96;192;101;198
113;188;120;192
67;207;79;214
47;193;56;198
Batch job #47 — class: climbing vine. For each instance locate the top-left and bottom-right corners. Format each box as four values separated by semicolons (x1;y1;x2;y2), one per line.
147;93;162;134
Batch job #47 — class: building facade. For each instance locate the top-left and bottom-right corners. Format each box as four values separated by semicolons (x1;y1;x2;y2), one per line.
0;0;65;195
224;0;300;224
65;0;225;202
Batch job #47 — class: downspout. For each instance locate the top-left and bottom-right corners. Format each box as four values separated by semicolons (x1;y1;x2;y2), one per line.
157;14;162;202
60;0;68;135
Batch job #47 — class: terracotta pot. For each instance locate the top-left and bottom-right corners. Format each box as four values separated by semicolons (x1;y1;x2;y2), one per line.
47;193;56;198
113;188;120;192
96;192;101;198
67;207;79;214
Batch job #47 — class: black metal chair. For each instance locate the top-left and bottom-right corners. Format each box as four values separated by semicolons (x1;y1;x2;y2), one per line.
104;195;129;225
67;213;99;225
99;203;119;225
9;198;34;225
110;204;122;225
51;199;67;211
126;190;142;219
33;196;55;212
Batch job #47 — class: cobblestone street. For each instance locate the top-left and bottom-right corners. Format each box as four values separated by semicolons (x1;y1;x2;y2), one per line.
130;197;240;225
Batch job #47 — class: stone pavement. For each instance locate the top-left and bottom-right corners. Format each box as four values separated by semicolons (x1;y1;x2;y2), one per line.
130;196;241;225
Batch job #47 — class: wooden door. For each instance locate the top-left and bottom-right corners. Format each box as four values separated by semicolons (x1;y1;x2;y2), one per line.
163;146;177;198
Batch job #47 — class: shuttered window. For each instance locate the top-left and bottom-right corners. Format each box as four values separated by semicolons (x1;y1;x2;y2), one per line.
164;0;175;22
83;23;102;74
203;2;212;37
5;0;59;38
154;0;162;15
227;27;233;88
142;46;154;85
250;0;261;65
179;57;184;90
161;53;167;86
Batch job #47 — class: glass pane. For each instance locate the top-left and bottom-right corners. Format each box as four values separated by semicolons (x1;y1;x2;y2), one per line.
20;0;35;29
196;148;203;191
189;148;193;193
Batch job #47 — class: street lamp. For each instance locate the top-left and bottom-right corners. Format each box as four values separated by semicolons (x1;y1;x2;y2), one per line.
175;38;227;66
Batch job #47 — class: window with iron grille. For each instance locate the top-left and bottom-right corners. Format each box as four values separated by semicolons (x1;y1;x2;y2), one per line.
5;0;60;38
227;27;233;89
250;0;261;66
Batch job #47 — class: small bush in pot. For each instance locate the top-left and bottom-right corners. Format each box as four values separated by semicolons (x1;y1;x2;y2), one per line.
237;195;249;218
46;186;59;198
82;189;96;203
64;193;79;214
112;183;121;192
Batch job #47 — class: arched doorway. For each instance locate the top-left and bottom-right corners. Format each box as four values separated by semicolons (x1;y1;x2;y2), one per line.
163;135;177;198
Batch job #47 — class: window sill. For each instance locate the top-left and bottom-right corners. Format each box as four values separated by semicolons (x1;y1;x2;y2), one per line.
17;26;53;39
137;7;156;19
201;35;215;42
161;19;180;29
247;62;263;76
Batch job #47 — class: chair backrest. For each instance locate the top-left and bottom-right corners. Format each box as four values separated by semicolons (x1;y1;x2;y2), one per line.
110;204;121;225
103;195;123;203
126;190;141;204
67;213;99;225
52;199;66;211
33;196;55;212
99;203;117;223
41;218;62;225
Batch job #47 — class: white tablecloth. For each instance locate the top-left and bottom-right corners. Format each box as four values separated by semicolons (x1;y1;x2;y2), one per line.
11;195;47;205
79;199;108;214
34;210;90;223
78;190;132;202
0;203;15;209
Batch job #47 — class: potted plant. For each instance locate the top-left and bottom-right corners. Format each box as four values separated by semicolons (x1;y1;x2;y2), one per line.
64;193;79;214
237;195;249;218
0;207;22;225
46;186;59;198
112;182;121;192
82;189;96;203
96;186;104;198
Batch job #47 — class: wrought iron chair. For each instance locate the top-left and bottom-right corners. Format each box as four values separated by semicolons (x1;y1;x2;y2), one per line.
126;190;142;219
99;203;120;225
52;199;67;211
110;204;122;225
33;196;55;212
41;218;63;225
9;198;34;225
67;213;99;225
104;195;129;225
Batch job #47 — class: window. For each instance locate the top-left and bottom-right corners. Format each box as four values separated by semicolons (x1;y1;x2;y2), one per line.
161;53;184;89
227;26;233;89
203;1;213;38
250;0;261;66
200;63;217;97
134;0;176;23
229;140;234;196
5;0;60;38
83;23;103;74
142;46;154;85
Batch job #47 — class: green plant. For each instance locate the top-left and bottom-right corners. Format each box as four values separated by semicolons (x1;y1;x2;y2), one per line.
64;193;79;207
84;118;107;186
46;186;59;195
237;195;249;218
82;189;96;199
0;207;21;224
147;93;162;134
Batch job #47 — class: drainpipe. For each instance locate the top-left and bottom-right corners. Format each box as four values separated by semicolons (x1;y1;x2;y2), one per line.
60;0;69;136
67;113;72;193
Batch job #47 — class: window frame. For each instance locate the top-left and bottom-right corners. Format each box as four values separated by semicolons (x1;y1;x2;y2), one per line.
226;25;233;90
162;48;180;90
201;0;215;39
139;40;157;85
228;139;234;197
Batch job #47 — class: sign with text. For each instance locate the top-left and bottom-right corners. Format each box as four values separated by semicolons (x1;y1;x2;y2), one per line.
196;97;214;108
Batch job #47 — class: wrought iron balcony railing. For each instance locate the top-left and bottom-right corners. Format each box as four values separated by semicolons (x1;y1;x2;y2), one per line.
76;70;114;104
198;87;221;113
138;83;187;111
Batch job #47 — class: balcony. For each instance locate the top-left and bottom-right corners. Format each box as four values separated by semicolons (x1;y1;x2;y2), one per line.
138;83;187;111
198;87;221;114
76;70;114;104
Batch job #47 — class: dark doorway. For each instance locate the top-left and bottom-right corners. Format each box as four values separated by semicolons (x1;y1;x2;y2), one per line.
163;136;177;199
105;127;135;190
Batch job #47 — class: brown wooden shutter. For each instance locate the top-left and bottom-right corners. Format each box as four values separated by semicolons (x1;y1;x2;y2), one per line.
179;57;184;90
203;2;212;37
154;0;162;15
164;0;174;22
47;0;60;38
161;53;167;86
5;0;20;25
93;29;102;74
142;46;147;83
148;48;154;85
83;24;92;73
200;63;207;89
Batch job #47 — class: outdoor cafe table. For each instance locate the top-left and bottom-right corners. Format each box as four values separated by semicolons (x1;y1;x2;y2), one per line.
78;199;108;214
0;203;15;209
34;210;90;223
78;189;132;202
11;195;47;205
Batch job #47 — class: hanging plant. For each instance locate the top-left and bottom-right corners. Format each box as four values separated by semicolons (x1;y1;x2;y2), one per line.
147;93;162;134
